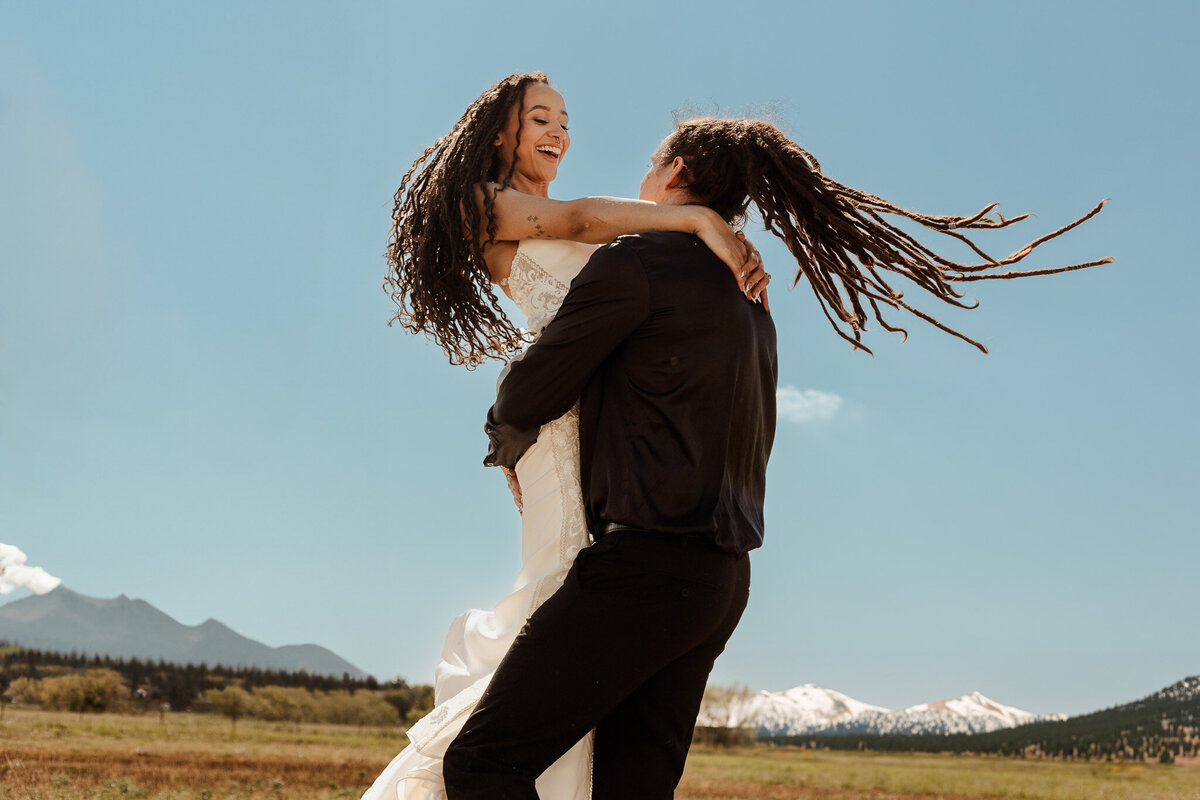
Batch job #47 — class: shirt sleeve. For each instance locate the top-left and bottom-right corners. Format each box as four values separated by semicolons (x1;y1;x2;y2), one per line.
484;241;651;468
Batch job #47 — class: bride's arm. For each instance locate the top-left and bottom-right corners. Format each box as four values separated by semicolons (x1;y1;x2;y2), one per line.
476;184;763;294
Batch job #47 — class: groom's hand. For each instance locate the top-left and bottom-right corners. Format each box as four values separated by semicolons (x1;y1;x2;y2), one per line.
484;406;540;472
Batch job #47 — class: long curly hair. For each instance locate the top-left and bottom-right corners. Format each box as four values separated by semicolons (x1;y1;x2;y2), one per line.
660;117;1111;353
385;72;550;367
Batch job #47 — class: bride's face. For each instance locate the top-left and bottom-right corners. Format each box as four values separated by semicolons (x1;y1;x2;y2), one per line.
495;83;570;191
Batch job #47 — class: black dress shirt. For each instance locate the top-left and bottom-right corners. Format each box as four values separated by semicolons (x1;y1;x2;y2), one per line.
485;231;777;554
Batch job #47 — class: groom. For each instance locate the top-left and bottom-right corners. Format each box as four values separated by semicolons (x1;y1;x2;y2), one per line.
442;156;777;799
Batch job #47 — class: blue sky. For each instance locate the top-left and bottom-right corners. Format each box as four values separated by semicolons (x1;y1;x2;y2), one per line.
1;1;1196;717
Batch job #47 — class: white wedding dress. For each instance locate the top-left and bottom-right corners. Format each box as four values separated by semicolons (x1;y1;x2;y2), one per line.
362;239;599;800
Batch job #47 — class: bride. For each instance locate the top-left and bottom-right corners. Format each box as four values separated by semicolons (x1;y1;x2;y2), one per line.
361;72;763;800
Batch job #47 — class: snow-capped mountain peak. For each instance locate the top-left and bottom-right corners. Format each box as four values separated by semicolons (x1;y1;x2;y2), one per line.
904;691;1036;724
776;683;888;718
714;683;1063;738
736;684;887;733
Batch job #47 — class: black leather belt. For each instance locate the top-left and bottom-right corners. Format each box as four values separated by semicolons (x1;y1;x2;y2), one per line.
597;522;718;548
602;522;646;536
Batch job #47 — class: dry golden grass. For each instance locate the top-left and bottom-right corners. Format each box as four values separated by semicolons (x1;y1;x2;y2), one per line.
680;747;1200;800
1;748;373;796
1;707;398;799
2;707;1199;799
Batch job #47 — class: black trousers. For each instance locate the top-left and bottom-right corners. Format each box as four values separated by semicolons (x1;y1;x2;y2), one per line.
442;531;751;800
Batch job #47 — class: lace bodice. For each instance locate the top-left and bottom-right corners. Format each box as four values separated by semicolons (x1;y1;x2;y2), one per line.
502;240;599;337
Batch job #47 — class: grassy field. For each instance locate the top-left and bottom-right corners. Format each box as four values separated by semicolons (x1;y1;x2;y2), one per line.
2;707;1198;800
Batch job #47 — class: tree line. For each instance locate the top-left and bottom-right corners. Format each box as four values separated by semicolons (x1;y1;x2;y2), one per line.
0;642;433;726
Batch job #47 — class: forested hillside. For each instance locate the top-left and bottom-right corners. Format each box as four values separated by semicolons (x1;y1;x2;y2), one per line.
0;642;433;724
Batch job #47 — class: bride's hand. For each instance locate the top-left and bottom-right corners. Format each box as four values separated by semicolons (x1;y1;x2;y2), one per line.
738;233;771;312
695;211;770;308
501;466;523;514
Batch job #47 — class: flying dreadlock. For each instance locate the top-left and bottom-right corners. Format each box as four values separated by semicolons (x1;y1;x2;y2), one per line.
385;72;549;367
659;117;1110;354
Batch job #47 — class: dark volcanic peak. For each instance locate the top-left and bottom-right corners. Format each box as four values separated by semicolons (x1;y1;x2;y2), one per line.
0;585;367;679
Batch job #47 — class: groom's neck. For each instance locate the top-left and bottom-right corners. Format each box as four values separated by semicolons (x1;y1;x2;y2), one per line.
658;188;704;208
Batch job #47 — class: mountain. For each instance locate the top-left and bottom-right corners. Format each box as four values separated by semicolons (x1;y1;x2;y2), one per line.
954;674;1200;762
728;683;1062;737
1153;675;1200;704
0;586;368;679
760;677;1200;763
731;684;889;734
816;691;1064;736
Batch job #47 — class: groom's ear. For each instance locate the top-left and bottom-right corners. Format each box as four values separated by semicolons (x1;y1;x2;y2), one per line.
664;156;689;191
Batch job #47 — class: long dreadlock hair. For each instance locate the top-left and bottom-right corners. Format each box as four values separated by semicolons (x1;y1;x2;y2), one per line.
385;72;550;367
661;117;1111;354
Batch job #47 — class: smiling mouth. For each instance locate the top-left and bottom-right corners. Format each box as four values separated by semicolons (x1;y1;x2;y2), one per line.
536;145;562;161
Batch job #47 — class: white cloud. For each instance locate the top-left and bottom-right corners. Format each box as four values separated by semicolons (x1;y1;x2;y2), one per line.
777;386;843;424
0;542;62;594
